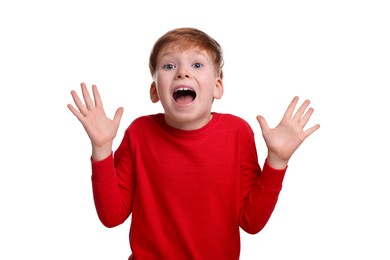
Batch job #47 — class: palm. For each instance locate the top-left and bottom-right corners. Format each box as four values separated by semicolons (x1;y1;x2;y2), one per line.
68;83;123;148
257;96;320;165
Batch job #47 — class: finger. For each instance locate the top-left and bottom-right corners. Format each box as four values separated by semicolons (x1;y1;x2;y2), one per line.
67;103;86;123
299;107;314;128
292;99;310;122
92;84;103;108
283;96;299;119
304;124;320;139
81;82;95;109
70;89;88;116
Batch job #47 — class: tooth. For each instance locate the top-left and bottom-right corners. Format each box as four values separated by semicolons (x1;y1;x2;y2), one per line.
176;88;190;92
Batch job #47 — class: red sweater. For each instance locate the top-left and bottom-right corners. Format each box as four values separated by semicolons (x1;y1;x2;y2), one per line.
91;113;286;260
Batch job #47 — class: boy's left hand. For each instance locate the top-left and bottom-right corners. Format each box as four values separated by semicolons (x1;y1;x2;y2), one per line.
256;96;320;169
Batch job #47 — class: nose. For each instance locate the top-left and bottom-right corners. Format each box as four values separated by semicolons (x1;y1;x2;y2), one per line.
175;68;190;79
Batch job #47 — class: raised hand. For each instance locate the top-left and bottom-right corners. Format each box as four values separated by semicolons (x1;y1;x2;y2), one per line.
256;96;320;169
67;82;124;160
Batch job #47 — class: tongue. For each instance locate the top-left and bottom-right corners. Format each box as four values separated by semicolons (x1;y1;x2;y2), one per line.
176;95;194;104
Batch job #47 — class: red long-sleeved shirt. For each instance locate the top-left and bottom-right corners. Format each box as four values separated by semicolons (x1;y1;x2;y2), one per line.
91;113;286;259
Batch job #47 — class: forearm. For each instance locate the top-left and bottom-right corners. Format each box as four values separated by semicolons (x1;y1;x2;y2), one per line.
91;154;133;228
239;160;286;234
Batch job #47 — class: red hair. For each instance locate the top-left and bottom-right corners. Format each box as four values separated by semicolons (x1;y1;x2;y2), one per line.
149;28;224;79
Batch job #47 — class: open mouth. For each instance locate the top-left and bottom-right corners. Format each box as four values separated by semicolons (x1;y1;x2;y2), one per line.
173;87;197;104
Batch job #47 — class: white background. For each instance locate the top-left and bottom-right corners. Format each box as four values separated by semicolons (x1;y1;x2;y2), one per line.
1;0;389;259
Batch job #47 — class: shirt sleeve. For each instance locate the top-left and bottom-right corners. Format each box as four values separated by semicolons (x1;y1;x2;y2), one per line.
238;124;287;234
91;129;135;228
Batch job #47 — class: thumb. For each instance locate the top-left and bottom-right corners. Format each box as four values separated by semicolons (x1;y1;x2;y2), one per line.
113;107;124;125
256;115;269;133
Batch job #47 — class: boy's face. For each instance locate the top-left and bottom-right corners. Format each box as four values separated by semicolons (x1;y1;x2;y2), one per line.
150;46;223;130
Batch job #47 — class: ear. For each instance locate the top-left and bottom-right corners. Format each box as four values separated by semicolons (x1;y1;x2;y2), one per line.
213;77;224;99
150;82;160;103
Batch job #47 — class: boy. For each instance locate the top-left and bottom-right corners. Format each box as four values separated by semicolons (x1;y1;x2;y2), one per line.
68;27;320;259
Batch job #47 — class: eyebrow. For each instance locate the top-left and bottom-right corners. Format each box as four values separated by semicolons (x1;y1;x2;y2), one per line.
159;49;209;60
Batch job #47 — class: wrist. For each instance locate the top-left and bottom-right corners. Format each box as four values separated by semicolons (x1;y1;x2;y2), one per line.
266;154;288;170
91;143;113;161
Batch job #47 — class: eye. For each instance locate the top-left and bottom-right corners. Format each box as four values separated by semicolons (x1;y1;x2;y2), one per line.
192;63;203;69
163;64;175;70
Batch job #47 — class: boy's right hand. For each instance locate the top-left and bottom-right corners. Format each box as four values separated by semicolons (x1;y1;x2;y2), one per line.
67;82;124;161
